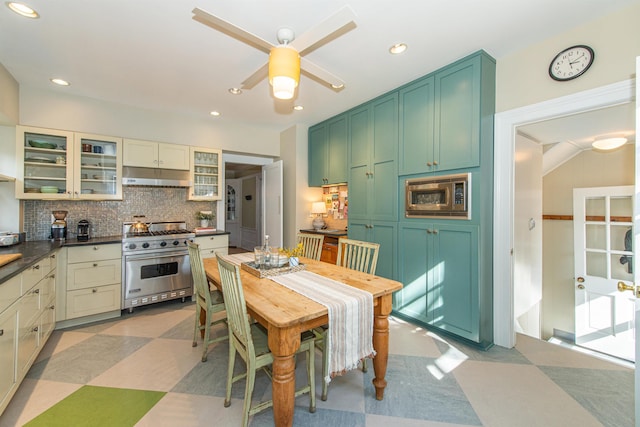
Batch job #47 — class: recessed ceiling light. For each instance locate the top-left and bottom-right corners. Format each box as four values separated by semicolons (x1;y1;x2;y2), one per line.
389;43;407;54
331;83;344;89
228;88;242;95
6;1;38;18
293;105;304;111
210;111;221;117
50;78;70;86
592;136;627;151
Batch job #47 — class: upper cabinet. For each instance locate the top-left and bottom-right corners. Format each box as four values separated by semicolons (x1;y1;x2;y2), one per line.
188;147;222;201
399;51;495;175
123;139;190;170
16;126;123;200
308;115;348;186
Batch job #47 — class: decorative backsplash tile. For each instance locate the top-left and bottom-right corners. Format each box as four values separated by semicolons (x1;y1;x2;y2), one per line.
23;187;217;241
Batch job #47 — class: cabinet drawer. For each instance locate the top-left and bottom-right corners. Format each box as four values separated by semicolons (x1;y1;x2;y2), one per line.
0;307;17;408
66;284;121;320
194;235;228;250
67;244;121;264
0;274;21;314
67;259;121;291
200;247;228;259
17;317;39;378
320;243;338;264
18;286;41;332
21;259;48;291
39;303;56;343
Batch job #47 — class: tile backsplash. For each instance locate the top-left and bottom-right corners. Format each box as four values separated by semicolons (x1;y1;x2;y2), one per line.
23;187;217;241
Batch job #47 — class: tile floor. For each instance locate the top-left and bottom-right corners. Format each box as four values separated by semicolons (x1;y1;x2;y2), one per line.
0;299;634;427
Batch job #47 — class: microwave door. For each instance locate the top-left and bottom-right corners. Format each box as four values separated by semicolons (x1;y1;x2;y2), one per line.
408;184;451;211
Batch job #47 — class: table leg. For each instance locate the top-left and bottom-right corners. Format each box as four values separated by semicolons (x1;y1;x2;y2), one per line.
268;325;300;427
372;294;392;400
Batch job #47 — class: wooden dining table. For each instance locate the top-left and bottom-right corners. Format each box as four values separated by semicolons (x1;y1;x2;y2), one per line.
203;255;403;427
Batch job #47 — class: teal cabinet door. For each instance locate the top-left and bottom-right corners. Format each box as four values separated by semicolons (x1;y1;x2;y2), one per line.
346;220;396;280
429;223;479;342
308;125;327;186
348;105;370;221
395;222;480;342
399;76;435;176
308;115;348;186
327;115;348;184
434;55;481;171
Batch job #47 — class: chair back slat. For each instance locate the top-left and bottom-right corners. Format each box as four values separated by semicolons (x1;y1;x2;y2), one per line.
297;233;324;261
187;241;211;306
216;255;254;355
336;238;380;275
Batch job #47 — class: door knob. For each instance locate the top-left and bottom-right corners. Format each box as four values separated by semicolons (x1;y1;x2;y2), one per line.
618;281;640;298
577;284;585;290
577;277;585;283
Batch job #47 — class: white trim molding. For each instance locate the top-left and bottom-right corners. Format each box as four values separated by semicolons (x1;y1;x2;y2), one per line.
493;79;635;348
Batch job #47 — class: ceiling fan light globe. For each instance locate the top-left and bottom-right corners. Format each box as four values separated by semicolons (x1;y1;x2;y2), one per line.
592;137;627;150
269;45;300;99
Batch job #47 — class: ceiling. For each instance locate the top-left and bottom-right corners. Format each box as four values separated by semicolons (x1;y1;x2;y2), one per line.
0;0;636;136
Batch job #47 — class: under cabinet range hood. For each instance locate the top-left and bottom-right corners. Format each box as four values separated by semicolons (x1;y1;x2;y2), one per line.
122;166;191;187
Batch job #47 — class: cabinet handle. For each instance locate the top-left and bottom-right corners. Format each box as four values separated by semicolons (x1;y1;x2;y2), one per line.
32;265;40;270
433;161;438;166
427;162;432;167
48;274;55;279
93;246;99;250
49;305;55;310
93;263;98;267
0;329;3;336
50;254;56;259
33;288;40;294
92;288;97;293
433;229;438;234
31;326;39;333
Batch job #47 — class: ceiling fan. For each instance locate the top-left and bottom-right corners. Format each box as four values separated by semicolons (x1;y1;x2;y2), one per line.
192;5;357;100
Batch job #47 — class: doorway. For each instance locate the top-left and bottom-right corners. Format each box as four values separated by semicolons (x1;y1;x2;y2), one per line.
224;162;262;251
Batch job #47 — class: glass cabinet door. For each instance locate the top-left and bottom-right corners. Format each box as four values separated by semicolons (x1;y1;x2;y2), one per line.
17;127;74;199
73;133;122;200
189;147;222;201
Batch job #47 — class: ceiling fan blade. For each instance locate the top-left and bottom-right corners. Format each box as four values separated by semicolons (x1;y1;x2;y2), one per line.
192;8;274;54
241;63;269;90
291;5;357;56
300;58;345;91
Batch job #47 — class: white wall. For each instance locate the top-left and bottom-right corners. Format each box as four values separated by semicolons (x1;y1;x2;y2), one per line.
0;63;18;126
496;2;640;113
0;126;19;232
514;133;543;338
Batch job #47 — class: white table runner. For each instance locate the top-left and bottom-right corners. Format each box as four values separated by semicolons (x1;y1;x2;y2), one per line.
222;253;375;382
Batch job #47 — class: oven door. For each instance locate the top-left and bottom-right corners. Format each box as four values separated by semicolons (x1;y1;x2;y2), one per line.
406;183;452;212
123;250;192;303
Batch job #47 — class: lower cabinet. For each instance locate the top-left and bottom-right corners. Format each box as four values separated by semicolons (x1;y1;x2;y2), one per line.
0;251;58;416
65;244;122;320
194;234;228;259
320;236;339;264
346;220;397;280
395;222;489;345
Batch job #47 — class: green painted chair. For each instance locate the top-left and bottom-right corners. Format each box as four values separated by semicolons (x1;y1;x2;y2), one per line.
297;232;325;261
216;254;316;427
187;241;228;362
314;237;380;400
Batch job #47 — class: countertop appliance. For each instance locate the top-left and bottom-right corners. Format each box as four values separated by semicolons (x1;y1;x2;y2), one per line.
77;220;90;241
405;173;471;219
51;210;68;241
121;220;195;311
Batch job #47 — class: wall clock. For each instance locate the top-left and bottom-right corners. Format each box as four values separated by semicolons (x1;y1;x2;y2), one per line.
548;45;594;81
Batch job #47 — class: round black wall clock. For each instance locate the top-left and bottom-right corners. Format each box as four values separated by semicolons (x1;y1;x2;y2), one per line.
548;45;594;81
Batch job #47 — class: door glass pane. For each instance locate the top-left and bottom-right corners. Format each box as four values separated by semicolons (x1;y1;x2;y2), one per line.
610;196;632;219
611;225;632;252
585;197;605;219
586;224;606;250
586;251;606;277
611;253;633;281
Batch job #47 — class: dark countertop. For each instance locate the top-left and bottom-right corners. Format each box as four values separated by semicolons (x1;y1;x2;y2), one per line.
0;235;121;285
300;228;348;237
194;230;230;237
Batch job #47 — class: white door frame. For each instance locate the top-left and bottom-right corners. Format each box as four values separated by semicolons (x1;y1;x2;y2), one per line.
494;79;635;348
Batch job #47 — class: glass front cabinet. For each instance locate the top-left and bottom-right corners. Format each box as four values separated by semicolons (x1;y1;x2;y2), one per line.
16;126;123;200
189;147;222;201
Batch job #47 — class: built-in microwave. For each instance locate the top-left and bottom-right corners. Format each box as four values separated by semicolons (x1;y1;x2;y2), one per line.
405;173;470;219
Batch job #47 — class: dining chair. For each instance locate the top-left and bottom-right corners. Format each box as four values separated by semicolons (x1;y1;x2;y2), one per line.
216;254;316;427
297;232;325;261
315;237;380;400
187;241;228;362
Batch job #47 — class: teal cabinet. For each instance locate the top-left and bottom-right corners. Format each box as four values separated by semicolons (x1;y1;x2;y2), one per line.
348;93;398;222
395;222;489;346
308;115;348;186
399;51;495;175
348;220;397;280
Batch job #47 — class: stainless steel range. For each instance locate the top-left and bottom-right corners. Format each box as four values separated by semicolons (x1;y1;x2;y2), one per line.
122;221;194;311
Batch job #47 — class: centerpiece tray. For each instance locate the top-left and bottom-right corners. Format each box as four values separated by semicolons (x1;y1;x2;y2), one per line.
241;261;305;278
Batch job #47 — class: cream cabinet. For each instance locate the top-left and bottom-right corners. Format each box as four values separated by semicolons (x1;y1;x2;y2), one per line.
0;251;57;416
194;234;228;259
189;147;222;201
66;244;122;320
123;138;190;170
16;126;123;200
